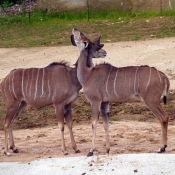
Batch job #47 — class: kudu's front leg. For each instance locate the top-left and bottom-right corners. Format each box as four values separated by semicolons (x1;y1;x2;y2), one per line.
55;104;68;155
64;104;80;153
87;102;101;157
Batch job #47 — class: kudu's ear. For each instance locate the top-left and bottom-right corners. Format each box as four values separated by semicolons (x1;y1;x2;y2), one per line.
93;36;104;51
93;36;101;44
70;35;77;46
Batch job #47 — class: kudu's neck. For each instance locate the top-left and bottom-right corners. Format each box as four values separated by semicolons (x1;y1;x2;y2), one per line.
77;46;93;84
69;67;82;89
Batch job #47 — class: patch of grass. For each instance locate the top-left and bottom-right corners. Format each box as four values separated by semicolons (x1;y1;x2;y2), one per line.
1;9;175;47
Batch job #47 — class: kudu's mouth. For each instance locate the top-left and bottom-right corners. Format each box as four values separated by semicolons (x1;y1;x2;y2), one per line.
70;35;77;46
71;28;91;47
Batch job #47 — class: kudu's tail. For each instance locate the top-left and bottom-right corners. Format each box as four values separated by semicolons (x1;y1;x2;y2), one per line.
163;77;170;105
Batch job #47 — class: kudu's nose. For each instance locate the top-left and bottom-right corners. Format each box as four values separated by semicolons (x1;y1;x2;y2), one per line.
72;28;78;34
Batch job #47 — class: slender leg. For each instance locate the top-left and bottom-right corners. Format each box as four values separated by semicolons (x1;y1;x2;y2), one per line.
87;101;101;157
157;105;169;153
54;103;68;155
4;101;22;155
64;103;80;153
9;127;18;153
101;102;110;154
9;101;27;153
144;101;169;153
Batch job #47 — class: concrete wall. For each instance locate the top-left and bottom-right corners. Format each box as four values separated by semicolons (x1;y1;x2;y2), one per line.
36;0;175;12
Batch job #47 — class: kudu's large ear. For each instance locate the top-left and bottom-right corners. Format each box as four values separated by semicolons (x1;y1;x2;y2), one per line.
70;35;77;46
93;36;104;50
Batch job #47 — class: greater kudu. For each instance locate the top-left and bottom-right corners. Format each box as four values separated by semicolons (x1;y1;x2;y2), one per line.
0;61;82;156
71;28;170;156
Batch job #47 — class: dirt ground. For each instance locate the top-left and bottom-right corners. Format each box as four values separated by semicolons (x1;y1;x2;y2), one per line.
0;37;175;163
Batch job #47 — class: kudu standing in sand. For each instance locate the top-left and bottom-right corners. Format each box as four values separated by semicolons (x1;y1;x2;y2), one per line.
0;61;82;156
71;28;170;156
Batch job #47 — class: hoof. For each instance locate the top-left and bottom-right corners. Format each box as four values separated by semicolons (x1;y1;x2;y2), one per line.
106;149;110;155
64;152;68;156
87;152;93;157
158;145;167;153
4;151;10;156
13;149;19;153
75;149;81;153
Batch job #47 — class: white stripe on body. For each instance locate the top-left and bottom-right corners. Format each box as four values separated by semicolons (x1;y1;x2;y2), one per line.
25;69;30;97
34;69;40;100
164;79;167;96
157;69;162;83
22;69;25;98
114;68;119;97
12;71;17;99
40;69;45;98
145;67;152;91
29;69;34;97
106;67;112;96
47;71;51;99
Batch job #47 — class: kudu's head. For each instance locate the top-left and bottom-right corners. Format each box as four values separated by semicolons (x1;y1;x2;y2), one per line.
71;28;107;58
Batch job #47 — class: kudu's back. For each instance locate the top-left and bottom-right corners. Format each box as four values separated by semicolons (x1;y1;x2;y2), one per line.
86;64;169;103
1;63;81;107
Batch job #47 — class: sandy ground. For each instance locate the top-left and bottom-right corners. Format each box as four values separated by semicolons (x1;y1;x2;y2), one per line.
0;37;175;174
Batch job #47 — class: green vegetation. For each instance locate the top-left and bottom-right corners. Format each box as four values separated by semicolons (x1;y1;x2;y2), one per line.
0;9;175;47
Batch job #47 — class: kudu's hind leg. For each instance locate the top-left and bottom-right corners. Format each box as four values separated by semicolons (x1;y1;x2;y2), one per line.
4;101;27;155
144;102;169;153
64;104;80;153
87;101;101;157
101;102;110;154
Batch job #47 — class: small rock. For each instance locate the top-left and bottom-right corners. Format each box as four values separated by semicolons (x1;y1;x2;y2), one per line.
134;169;138;173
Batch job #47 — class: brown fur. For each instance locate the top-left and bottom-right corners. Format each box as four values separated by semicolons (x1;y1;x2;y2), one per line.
71;28;170;156
1;61;82;155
